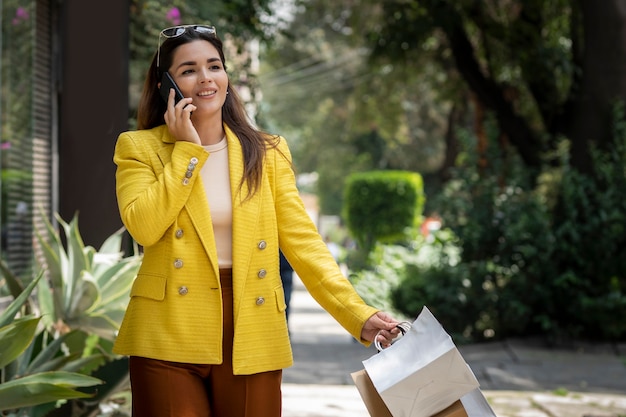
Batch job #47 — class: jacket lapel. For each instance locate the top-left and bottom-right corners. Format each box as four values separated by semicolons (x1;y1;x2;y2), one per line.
156;127;221;275
186;182;220;275
226;126;264;310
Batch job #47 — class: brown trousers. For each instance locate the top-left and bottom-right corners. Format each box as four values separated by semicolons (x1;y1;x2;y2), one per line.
129;268;283;417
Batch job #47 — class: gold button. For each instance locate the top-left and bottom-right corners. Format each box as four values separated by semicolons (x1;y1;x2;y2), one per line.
178;286;188;295
256;297;265;305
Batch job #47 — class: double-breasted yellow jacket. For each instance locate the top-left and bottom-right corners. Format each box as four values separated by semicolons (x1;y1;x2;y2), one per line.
112;124;379;375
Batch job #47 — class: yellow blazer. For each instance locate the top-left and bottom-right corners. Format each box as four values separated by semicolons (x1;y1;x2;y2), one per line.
112;124;378;375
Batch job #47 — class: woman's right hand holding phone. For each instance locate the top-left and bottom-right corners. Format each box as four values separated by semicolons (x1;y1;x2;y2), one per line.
163;88;200;145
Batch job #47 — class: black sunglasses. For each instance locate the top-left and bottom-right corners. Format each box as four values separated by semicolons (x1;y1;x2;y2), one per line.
157;24;217;70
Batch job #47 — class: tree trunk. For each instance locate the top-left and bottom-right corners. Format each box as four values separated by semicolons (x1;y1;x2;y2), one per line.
434;5;544;172
566;0;626;173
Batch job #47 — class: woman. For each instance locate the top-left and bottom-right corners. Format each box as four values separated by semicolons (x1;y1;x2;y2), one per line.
112;24;400;417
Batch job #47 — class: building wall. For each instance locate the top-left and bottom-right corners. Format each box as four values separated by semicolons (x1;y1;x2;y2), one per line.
59;0;130;247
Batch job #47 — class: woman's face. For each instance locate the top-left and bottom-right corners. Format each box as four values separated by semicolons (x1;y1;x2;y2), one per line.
167;40;228;118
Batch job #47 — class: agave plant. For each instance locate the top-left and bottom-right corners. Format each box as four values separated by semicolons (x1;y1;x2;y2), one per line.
0;211;142;416
35;211;141;339
0;272;104;414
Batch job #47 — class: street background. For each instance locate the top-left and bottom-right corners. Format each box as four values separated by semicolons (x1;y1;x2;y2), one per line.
282;274;626;417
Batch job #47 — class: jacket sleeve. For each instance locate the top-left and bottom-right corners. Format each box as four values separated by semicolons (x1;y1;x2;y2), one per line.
271;138;379;344
113;130;209;247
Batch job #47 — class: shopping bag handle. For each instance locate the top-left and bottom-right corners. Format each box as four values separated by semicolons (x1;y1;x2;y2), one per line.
374;321;412;351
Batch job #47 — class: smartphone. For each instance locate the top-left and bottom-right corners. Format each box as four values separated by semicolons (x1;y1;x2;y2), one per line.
159;71;185;105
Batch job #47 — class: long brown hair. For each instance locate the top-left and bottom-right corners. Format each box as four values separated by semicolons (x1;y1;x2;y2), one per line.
136;26;280;200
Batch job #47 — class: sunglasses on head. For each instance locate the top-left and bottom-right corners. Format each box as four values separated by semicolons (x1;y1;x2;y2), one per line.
157;24;217;70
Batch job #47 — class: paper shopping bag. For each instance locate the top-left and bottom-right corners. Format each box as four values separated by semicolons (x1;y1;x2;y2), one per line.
351;369;393;417
361;306;480;417
351;369;471;417
431;400;467;417
457;388;497;416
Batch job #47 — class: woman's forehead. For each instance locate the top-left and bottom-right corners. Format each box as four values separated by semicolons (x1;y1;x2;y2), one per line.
171;40;220;64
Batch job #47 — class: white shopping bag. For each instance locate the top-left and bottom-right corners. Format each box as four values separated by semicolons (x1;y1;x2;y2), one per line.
458;388;497;416
361;306;486;417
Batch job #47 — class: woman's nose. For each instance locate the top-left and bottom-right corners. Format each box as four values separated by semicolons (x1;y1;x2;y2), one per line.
199;68;213;83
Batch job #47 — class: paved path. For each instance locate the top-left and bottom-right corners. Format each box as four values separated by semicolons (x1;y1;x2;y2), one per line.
282;274;626;417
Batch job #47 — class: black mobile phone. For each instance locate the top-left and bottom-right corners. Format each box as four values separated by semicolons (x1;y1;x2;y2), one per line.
159;71;185;105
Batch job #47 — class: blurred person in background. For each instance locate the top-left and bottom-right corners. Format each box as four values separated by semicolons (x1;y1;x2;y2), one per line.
279;250;294;324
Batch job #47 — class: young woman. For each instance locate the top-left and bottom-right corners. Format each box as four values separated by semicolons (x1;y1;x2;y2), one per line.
112;24;400;417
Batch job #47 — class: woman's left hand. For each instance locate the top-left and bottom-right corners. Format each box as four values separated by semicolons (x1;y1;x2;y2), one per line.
361;311;401;348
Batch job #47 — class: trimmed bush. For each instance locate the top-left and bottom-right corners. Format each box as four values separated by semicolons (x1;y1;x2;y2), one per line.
343;170;425;256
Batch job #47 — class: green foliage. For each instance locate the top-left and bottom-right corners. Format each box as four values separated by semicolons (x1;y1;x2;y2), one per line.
0;274;104;414
391;263;475;343
546;103;626;339
1;212;142;416
350;227;462;325
400;105;626;343
130;0;273;63
35;211;141;340
257;0;451;217
0;372;102;411
343;170;425;256
0;266;40;328
349;244;413;317
0;316;41;369
0;274;43;369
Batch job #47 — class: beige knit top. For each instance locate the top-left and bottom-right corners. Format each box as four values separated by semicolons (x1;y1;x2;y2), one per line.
201;137;232;268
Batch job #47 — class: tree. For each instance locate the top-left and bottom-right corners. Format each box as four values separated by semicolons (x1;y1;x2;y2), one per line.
258;0;451;214
353;0;626;178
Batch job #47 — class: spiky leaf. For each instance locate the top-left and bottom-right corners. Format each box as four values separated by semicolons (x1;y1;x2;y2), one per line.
0;371;103;410
0;317;40;368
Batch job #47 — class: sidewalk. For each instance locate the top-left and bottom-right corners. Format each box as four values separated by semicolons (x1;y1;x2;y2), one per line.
281;274;626;417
